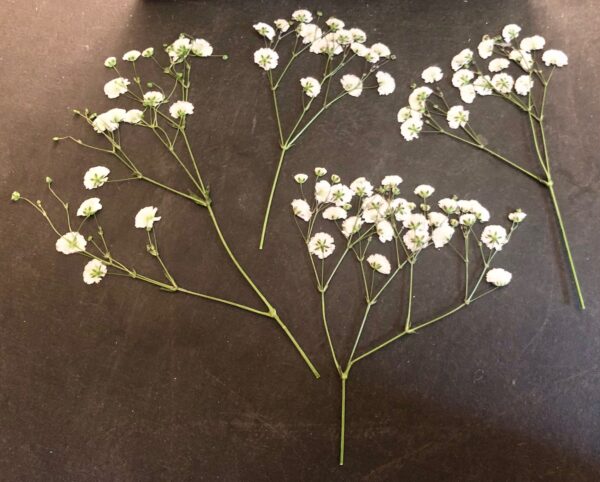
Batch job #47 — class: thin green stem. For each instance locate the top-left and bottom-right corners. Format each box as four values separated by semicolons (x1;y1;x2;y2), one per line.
339;375;347;466
258;147;287;250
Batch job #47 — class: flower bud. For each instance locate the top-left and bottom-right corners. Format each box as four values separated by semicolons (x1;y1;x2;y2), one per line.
142;47;154;57
11;191;20;202
294;173;308;184
104;56;117;68
45;176;53;184
331;174;341;184
314;167;327;177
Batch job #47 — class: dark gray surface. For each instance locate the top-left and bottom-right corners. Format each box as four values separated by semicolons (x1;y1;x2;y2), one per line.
2;0;599;480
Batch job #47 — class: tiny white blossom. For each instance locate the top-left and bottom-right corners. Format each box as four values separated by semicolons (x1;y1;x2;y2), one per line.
381;175;403;189
376;71;395;95
341;216;364;237
168;37;192;62
326;17;345;31
334;29;353;46
367;254;392;275
83;259;107;285
340;74;363;97
308;232;335;259
459;84;476;104
542;49;568;67
508;210;527;223
103;77;130;99
414;184;435;198
328;184;353;206
143;91;165;107
478;38;495;59
104;56;117;68
274;19;290;32
397;107;422;123
376;220;394;243
515;75;534;95
92;108;126;133
489;58;510;72
169;100;194;119
447;105;469;129
294;173;308;184
349;28;367;43
315;167;327;177
509;49;534;71
371;43;391;58
474;75;493;96
421;66;443;83
408;86;433;111
124;109;144;124
403;229;430;252
56;232;87;255
459;213;477;226
77;197;102;217
123;50;141;62
481;225;508;250
428;212;448;227
84;166;110;189
403;213;429;232
451;48;474;71
292;199;312;222
351;42;370;57
486;267;512;286
299;23;322;44
135;206;161;230
432;224;455;248
323;206;347;220
491;73;514;94
452;69;474;87
142;47;154;58
191;39;213;57
350;177;374;197
502;24;521;43
315;180;331;203
400;117;424;141
254;48;279;70
292;9;313;23
300;77;321;98
520;35;545;52
438;198;458;214
254;22;276;41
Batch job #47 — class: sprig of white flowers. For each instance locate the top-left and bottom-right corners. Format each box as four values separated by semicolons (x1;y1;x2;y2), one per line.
290;168;526;464
14;35;320;379
397;23;585;309
252;8;396;250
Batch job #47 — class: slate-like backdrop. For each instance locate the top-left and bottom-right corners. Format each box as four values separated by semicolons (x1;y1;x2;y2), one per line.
1;0;599;480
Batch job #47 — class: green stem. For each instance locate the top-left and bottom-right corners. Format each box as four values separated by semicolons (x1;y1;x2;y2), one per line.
339;375;347;466
321;291;342;375
258;147;287;250
404;262;414;331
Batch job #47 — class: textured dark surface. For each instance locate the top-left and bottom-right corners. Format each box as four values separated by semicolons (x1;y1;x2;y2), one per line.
2;0;600;480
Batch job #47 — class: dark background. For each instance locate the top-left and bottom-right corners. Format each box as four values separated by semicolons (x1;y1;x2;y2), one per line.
2;0;599;480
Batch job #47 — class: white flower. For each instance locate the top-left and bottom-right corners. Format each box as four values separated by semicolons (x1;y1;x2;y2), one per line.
315;167;327;176
83;259;107;285
328;184;353;206
254;22;276;41
438;198;458;214
459;213;477;226
135;206;161;230
56;232;87;255
474;75;493;96
350;177;373;197
274;19;290;32
143;91;165;107
308;232;335;259
371;43;391;58
351;42;370;57
367;254;392;274
403;229;430;252
520;35;545;52
432;224;455;248
376;71;395;95
508;210;527;223
376;220;394;243
400;117;424;141
509;49;534;71
446;105;469;129
92;108;126;133
452;69;474;87
414;184;435;198
123;50;141;61
300;77;321;98
294;173;308;184
486;268;512;286
298;23;322;44
169;100;194;119
421;66;443;83
104;56;116;68
478;38;495;59
291;199;312;222
502;24;521;43
124;109;144;124
292;9;313;23
334;29;353;46
451;48;474;71
362;195;387;223
515;75;534;95
168;37;192;62
472;204;490;223
315;180;331;203
103;77;130;99
340;74;363;97
77;197;102;217
489;58;510;72
408;86;433;111
428;212;448;227
397;107;422;123
341;216;364;237
491;73;514;94
349;28;367;43
310;33;343;56
459;84;476;104
326;17;345;31
481;225;508;250
254;48;279;70
323;206;347;220
403;213;429;232
84;166;110;189
191;39;213;57
542;49;568;67
381;175;403;189
142;47;154;58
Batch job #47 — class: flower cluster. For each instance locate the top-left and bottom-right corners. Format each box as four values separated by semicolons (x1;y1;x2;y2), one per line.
398;23;568;140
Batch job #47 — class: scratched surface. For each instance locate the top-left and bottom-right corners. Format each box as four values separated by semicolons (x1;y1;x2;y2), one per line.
1;0;600;480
